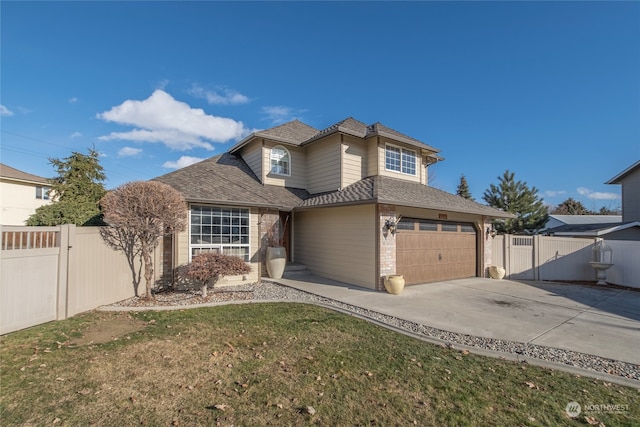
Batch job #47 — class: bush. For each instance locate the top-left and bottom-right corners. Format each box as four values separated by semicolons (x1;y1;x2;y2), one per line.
180;253;251;297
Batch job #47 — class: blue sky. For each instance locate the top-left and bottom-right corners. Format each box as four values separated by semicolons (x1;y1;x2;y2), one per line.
2;1;638;211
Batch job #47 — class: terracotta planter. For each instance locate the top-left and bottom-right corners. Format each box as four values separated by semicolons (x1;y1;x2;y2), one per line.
266;246;286;279
488;266;506;280
384;274;405;295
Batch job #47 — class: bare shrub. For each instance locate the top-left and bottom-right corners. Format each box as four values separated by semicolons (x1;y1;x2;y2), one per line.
179;253;252;297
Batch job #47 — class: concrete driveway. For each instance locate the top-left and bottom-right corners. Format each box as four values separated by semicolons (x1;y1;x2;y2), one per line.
277;276;640;366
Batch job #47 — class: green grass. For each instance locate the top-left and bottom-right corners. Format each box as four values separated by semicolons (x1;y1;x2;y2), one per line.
1;303;638;426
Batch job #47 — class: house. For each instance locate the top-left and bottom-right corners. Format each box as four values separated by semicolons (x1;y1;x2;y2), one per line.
153;118;513;290
606;160;640;223
0;163;52;225
541;214;637;240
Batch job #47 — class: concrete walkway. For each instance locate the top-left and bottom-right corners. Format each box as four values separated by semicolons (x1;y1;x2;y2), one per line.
276;276;640;366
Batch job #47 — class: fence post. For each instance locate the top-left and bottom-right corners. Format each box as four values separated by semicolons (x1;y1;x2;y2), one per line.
533;235;541;281
56;225;69;320
503;234;511;279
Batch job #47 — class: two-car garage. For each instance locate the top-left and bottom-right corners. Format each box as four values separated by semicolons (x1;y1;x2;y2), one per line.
395;217;478;285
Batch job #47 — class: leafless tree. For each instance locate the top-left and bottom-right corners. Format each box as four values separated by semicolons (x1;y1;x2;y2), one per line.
100;181;187;300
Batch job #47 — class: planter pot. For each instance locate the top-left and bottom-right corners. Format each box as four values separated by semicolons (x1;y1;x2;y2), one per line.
266;246;287;279
488;266;506;280
384;274;405;295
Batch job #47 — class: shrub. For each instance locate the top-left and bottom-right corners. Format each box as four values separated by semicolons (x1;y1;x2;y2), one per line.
180;253;251;297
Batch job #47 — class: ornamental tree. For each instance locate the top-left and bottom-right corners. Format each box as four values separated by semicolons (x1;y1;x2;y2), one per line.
100;181;187;299
180;253;251;298
27;148;106;226
483;170;549;234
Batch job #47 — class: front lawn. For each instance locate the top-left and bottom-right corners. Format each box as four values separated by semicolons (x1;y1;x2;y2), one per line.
1;303;638;426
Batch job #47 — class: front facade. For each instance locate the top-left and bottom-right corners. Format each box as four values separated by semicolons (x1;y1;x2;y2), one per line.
0;164;52;225
606;160;640;223
154;118;512;290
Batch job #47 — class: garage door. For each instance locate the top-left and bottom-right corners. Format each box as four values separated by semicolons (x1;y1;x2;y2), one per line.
396;218;477;285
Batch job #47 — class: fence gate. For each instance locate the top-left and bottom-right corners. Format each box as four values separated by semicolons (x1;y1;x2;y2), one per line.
508;236;535;280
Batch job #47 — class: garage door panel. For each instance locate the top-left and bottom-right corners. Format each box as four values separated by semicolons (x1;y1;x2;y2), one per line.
397;220;476;285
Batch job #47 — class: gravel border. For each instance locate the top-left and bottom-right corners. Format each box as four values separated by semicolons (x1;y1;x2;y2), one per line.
101;281;640;386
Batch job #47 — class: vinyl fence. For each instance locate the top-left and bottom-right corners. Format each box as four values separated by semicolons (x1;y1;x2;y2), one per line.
492;234;640;288
1;225;161;334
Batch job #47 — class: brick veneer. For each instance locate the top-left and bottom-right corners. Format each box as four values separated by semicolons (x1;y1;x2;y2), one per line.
378;204;397;291
483;220;493;277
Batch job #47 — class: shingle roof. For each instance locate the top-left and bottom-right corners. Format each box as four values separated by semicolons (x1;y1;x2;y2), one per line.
152;153;309;209
0;163;50;184
300;175;514;218
230;117;441;154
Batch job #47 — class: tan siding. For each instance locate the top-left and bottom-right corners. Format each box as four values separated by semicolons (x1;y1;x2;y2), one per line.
366;137;379;177
377;139;422;184
262;141;307;189
238;139;263;182
341;135;367;188
294;205;376;289
306;135;341;194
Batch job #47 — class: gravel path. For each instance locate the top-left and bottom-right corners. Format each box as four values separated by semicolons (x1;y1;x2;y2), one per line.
105;281;640;382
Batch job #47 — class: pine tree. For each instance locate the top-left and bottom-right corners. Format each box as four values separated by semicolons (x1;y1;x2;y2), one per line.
27;148;107;226
456;174;474;200
551;198;590;215
482;170;549;234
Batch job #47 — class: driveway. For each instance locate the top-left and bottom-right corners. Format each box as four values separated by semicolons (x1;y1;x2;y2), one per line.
277;276;640;366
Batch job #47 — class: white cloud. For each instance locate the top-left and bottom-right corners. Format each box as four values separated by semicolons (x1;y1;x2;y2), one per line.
0;105;14;116
545;190;566;198
163;155;205;169
118;146;143;157
188;84;249;105
261;105;306;125
68;97;79;103
577;187;620;200
96;90;249;150
156;79;169;90
71;131;82;138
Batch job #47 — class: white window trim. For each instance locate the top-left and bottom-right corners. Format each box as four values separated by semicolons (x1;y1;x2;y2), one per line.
188;205;251;262
385;143;417;176
270;145;291;176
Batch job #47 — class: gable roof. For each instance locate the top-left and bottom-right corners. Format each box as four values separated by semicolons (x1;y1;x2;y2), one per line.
605;160;640;184
230;117;440;155
0;163;50;185
152;153;309;210
299;175;514;218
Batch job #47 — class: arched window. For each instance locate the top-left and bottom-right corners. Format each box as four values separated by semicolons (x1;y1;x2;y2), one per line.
270;146;290;176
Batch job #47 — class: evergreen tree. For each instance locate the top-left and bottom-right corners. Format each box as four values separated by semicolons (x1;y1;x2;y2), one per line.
27;148;107;226
456;174;474;200
482;170;549;234
551;198;590;215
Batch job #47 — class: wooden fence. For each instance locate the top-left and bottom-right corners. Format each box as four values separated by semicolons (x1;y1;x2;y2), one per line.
1;225;161;334
492;234;640;288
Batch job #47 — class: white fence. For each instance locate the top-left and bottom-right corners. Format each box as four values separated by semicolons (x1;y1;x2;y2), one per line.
1;225;161;334
492;234;640;288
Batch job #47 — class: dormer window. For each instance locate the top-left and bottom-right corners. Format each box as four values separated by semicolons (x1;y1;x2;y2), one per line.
270;146;290;176
385;144;416;175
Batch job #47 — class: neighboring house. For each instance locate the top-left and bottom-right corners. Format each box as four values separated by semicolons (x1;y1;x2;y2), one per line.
154;117;513;290
606;160;640;222
543;160;640;240
0;163;52;225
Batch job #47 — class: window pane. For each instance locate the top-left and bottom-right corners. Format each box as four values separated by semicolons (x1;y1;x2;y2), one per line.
397;219;415;230
190;206;250;261
270;147;290;175
461;224;475;233
385;146;401;172
441;223;458;232
401;149;416;175
419;221;438;231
